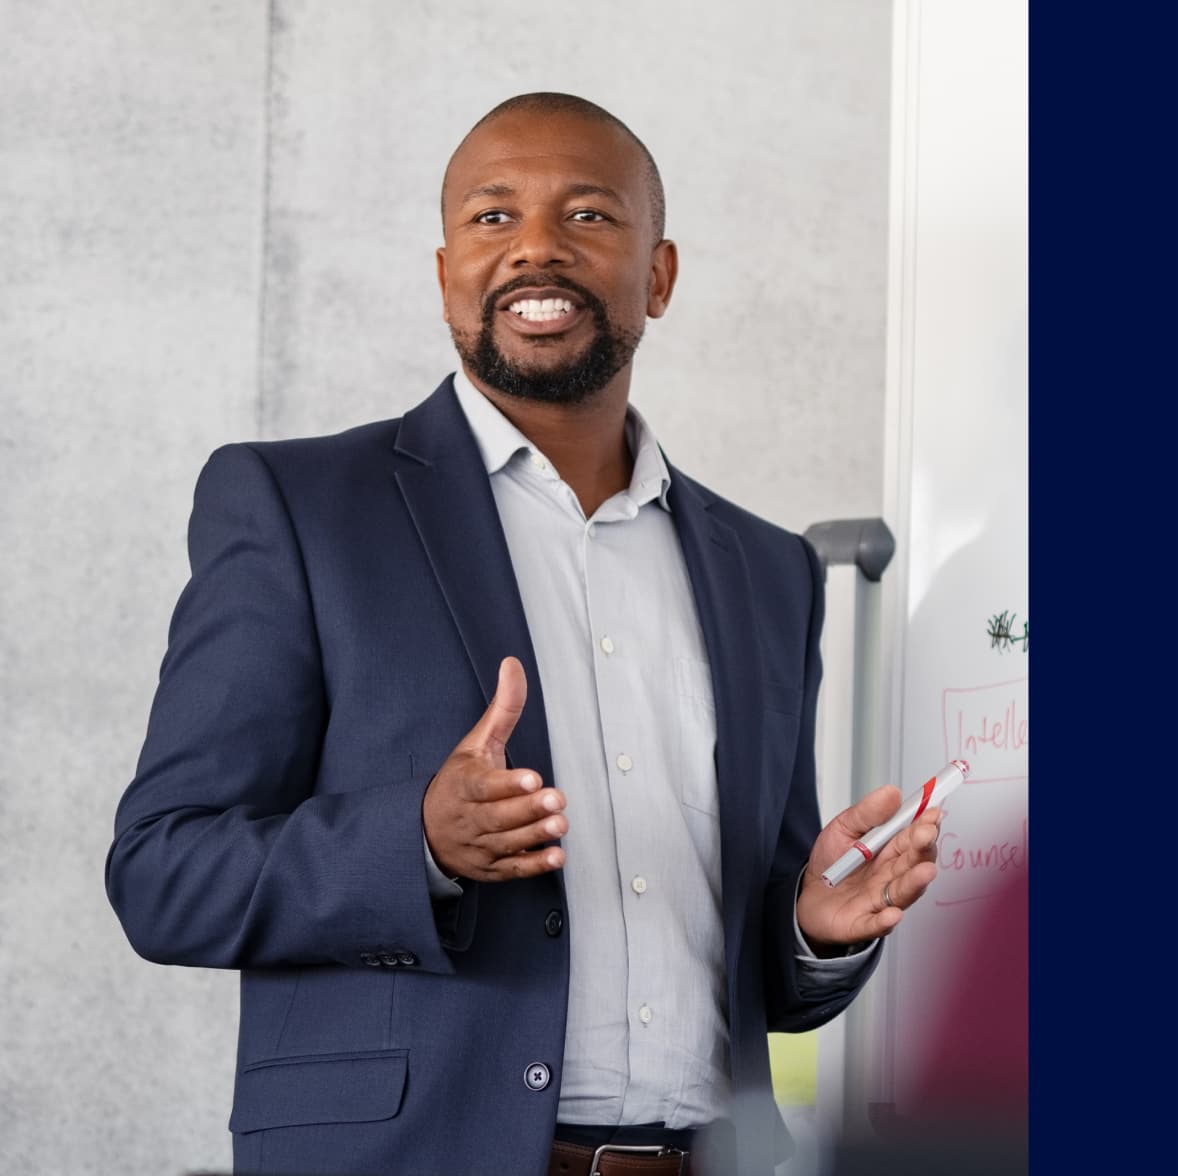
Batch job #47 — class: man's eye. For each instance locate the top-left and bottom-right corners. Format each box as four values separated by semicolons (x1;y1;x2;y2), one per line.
570;209;607;223
475;211;511;225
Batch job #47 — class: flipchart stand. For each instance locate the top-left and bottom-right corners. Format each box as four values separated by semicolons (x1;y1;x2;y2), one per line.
801;517;895;1146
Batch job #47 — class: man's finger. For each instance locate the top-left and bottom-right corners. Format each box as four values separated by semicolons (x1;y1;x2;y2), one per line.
467;787;565;833
475;809;568;857
889;813;940;863
483;845;566;881
461;656;527;755
462;767;548;805
882;860;938;911
840;784;903;837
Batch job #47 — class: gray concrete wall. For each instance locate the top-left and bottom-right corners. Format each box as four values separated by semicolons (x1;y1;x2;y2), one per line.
0;3;891;1173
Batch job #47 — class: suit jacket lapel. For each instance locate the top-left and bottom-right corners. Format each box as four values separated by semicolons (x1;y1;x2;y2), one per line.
667;465;766;977
391;377;555;793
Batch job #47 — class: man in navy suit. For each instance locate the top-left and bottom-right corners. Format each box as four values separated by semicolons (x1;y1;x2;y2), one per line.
106;93;943;1176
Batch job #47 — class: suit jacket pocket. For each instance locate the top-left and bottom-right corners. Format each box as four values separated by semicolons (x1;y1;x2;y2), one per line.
229;1048;407;1133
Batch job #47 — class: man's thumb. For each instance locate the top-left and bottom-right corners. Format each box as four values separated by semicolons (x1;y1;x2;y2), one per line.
846;784;903;836
467;656;527;751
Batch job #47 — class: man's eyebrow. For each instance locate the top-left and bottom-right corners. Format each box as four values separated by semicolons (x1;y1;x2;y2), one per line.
459;183;516;204
457;182;626;205
564;183;624;204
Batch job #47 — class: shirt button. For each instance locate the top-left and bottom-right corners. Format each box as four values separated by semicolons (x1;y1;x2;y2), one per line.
531;454;548;471
600;636;615;655
587;523;597;538
638;1004;653;1025
631;876;647;895
616;753;633;773
544;909;564;937
524;1062;551;1091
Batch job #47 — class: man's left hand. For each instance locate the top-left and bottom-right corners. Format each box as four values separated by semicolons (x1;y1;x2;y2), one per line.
796;785;941;954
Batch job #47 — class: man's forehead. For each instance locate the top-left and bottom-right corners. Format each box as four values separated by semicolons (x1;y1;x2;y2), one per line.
446;112;645;194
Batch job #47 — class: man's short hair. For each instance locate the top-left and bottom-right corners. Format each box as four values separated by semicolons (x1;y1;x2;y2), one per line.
442;92;666;241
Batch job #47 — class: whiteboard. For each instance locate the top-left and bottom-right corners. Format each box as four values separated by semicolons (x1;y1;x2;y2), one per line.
872;0;1028;1124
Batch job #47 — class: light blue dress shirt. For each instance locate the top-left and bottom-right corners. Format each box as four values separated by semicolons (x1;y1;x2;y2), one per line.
424;370;876;1128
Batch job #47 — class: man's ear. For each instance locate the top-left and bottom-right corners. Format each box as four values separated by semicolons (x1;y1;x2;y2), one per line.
436;247;450;324
646;239;678;319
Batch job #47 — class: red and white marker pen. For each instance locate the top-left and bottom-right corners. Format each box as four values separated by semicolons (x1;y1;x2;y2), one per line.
820;759;970;887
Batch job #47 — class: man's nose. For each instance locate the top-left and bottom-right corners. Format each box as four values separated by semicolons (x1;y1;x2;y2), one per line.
508;215;574;268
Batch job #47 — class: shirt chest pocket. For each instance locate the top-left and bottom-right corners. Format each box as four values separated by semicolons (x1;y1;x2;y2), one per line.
674;657;719;816
674;664;805;818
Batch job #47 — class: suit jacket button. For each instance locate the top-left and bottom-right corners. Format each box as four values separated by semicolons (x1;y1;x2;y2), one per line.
544;910;564;937
378;952;401;967
524;1063;551;1091
360;952;381;967
395;951;418;967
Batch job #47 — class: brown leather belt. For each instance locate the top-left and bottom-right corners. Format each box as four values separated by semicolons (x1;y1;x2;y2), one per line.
547;1138;691;1176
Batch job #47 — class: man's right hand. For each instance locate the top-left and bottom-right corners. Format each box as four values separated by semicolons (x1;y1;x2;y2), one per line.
422;656;567;882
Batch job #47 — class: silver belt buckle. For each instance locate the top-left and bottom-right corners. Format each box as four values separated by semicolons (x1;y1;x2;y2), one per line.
590;1142;687;1176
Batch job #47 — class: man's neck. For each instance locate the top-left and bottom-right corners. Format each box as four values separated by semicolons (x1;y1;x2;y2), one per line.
464;368;634;518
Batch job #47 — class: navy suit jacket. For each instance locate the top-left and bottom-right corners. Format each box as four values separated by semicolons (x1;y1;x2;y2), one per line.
106;377;875;1176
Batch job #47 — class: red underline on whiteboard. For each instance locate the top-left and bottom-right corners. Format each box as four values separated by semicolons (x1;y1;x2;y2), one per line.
934;890;1011;907
941;675;1029;694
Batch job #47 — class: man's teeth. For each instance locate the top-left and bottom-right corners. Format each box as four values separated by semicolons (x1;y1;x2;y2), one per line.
508;297;574;322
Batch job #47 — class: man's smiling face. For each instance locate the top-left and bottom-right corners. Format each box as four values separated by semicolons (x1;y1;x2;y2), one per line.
436;108;676;406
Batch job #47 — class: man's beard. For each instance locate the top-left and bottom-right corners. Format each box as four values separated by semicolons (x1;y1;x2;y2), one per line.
450;276;644;406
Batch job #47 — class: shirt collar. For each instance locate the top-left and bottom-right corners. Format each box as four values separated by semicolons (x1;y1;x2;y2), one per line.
451;368;673;511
